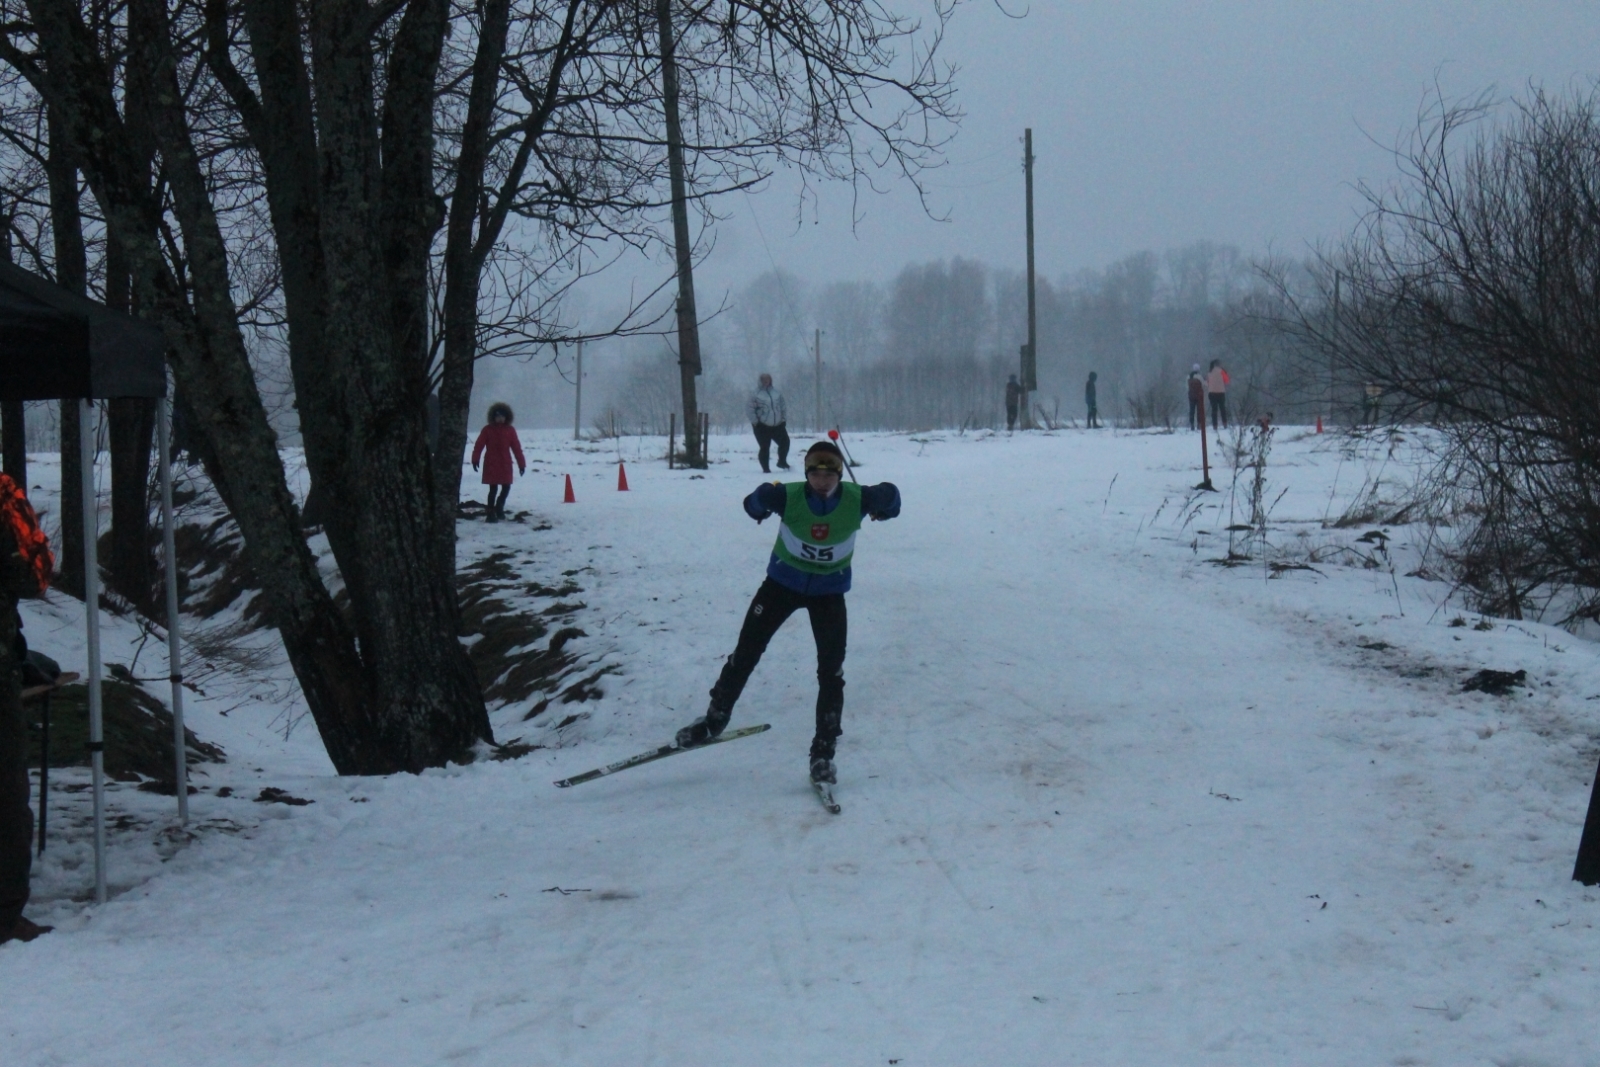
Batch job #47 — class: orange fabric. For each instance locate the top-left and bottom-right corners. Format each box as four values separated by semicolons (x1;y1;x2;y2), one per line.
0;473;54;594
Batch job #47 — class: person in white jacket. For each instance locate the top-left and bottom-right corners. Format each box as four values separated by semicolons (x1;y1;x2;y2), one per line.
747;373;790;473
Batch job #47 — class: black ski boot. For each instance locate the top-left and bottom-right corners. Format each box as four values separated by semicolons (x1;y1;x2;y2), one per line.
675;701;731;748
809;757;836;785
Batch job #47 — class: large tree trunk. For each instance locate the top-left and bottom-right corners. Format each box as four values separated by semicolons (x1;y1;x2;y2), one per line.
302;0;489;768
221;0;490;766
20;0;394;774
45;104;84;599
433;0;512;579
657;0;704;466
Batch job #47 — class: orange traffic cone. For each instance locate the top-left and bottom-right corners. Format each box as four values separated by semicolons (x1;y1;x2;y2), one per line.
563;474;576;503
1316;414;1323;434
617;461;630;491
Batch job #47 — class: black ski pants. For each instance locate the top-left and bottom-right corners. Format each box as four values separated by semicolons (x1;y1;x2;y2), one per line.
1209;392;1228;430
711;578;846;761
752;422;790;473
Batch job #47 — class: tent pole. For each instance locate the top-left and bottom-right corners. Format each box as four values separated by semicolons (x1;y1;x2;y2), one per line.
80;398;106;904
156;398;186;823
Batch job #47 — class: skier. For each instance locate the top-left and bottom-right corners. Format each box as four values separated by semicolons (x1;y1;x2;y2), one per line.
1005;373;1022;431
471;402;526;522
747;373;790;474
675;439;901;787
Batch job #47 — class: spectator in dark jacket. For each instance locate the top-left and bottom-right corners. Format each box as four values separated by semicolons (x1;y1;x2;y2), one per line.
1005;374;1023;431
471;402;526;522
1187;364;1204;430
1085;371;1100;428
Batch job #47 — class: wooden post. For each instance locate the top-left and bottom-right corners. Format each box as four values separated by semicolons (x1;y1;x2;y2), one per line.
657;0;703;468
573;340;583;440
1197;391;1214;491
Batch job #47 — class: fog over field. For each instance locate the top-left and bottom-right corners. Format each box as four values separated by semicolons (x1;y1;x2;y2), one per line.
473;1;1600;431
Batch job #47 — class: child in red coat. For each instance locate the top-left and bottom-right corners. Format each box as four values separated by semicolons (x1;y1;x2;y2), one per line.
471;402;526;522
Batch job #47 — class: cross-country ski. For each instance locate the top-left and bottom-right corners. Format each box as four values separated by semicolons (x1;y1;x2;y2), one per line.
553;724;771;788
813;779;841;814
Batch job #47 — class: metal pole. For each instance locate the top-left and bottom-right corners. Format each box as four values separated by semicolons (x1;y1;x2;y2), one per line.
1022;127;1038;428
1331;271;1341;425
156;398;187;823
573;341;583;441
814;329;822;431
79;398;106;903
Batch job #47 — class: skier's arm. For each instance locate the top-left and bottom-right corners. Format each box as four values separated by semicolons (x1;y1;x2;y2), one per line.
861;482;901;521
744;482;786;522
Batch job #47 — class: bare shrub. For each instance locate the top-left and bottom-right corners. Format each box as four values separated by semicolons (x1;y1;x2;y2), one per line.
1291;88;1600;625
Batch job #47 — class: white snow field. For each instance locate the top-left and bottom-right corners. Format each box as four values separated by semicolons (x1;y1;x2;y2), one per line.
6;426;1600;1067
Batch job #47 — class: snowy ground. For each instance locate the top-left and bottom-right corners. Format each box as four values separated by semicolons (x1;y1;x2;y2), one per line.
6;425;1600;1066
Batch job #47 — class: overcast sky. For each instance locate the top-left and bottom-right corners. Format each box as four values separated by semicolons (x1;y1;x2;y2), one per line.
684;0;1600;295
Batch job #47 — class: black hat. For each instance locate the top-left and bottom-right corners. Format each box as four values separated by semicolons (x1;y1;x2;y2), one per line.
804;440;845;473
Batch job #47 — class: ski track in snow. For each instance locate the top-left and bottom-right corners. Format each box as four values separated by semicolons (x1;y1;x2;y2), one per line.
4;427;1600;1066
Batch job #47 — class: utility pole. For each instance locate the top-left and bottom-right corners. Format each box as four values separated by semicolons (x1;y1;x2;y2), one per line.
656;0;704;467
1330;270;1342;426
814;329;823;431
572;340;583;440
1021;128;1038;429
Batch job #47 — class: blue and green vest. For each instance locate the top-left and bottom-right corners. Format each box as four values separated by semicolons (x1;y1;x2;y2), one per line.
772;482;863;575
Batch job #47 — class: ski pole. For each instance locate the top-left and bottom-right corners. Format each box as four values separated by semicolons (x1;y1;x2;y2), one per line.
827;428;858;484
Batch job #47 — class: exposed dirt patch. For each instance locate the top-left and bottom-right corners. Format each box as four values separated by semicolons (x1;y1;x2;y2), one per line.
457;552;592;707
26;678;225;780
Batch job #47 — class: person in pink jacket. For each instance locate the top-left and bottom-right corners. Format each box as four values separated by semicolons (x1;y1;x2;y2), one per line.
1205;359;1231;430
471;402;526;522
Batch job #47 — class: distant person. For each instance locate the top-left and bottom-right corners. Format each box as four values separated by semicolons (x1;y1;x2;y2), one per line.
471;402;526;523
1084;371;1100;428
1187;364;1204;430
747;373;789;474
1005;373;1022;431
1363;382;1383;426
1206;359;1231;430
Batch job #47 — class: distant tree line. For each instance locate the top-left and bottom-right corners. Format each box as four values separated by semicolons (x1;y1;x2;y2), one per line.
609;241;1325;433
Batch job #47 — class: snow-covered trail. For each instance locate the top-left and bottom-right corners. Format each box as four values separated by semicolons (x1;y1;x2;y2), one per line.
6;430;1600;1066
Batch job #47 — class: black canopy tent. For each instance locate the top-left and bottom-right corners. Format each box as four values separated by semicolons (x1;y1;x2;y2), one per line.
0;261;181;904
